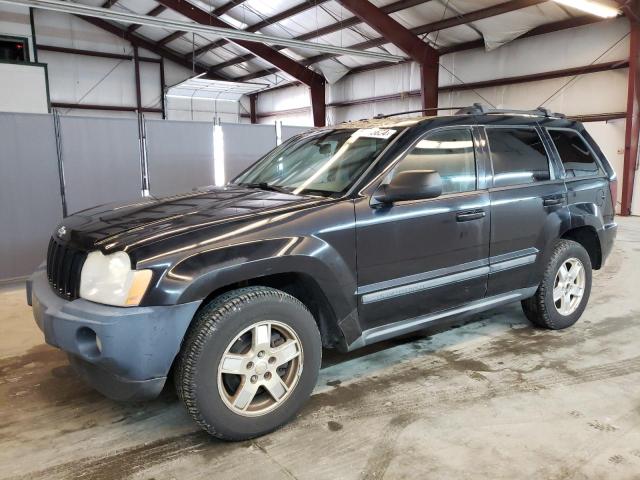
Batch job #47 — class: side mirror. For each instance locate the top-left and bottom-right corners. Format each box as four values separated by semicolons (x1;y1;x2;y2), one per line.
373;170;443;205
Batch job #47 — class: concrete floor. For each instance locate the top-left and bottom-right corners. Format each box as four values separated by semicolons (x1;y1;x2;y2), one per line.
1;218;639;480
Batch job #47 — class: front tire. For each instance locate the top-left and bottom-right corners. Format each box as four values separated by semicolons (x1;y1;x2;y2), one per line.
521;239;592;330
175;287;322;440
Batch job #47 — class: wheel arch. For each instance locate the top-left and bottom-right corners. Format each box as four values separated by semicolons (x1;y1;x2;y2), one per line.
560;225;602;269
193;271;345;350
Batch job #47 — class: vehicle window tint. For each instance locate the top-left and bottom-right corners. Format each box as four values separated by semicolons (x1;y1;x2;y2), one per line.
548;129;601;178
487;128;551;188
387;128;476;194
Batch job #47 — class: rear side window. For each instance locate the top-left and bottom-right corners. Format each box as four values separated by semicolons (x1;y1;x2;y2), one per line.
547;129;602;178
386;128;476;194
487;128;551;188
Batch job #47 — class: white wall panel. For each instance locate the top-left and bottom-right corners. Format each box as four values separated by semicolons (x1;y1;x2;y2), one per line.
222;123;277;180
145;119;216;197
40;50;138;107
59;115;142;214
328;96;422;125
166;96;240;122
0;112;62;280
0;63;49;113
29;9;196;118
259;18;630;125
327;62;421;104
282;125;311;141
439;17;629;88
584;119;626;213
258;84;310;115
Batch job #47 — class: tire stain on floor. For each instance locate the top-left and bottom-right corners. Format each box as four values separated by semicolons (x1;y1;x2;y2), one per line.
360;413;417;480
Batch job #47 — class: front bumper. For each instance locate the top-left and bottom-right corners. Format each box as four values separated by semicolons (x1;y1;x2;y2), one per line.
27;267;200;401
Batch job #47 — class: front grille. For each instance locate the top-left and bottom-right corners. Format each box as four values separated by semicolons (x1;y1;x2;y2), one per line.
46;237;87;300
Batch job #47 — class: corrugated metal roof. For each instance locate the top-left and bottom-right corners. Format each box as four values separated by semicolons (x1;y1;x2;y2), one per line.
76;0;619;89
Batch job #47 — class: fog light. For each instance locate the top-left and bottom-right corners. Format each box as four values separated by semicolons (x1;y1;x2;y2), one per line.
76;327;101;359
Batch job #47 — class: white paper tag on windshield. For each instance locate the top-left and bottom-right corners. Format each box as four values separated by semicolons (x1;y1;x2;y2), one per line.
353;128;396;139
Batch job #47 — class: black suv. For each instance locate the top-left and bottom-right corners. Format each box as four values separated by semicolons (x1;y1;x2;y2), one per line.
27;105;617;440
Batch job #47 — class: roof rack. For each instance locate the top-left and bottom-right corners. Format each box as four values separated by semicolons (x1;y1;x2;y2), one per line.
368;104;566;121
455;103;566;118
372;107;467;119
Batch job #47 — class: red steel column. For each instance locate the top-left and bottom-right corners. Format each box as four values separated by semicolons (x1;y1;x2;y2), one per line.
622;12;640;215
420;55;439;111
249;94;258;124
337;0;439;112
310;82;326;127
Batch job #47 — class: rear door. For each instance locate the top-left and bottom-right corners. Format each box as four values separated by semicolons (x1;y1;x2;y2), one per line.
483;125;567;297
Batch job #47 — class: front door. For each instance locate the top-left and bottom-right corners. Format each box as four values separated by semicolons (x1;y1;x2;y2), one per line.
354;126;490;333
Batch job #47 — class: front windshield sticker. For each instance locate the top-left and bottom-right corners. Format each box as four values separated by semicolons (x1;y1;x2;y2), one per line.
353;128;397;140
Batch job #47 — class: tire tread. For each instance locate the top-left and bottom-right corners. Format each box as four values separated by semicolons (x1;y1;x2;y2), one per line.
521;239;591;329
175;286;313;440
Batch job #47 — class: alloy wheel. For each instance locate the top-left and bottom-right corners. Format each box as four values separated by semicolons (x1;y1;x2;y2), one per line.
217;320;303;417
553;257;586;316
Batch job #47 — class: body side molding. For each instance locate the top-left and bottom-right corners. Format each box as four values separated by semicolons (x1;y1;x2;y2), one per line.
349;286;538;350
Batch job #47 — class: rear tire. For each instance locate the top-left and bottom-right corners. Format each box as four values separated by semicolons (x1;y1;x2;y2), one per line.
175;286;321;441
521;239;592;330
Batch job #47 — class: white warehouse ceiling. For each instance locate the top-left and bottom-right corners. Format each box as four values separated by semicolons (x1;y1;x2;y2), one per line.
5;0;626;89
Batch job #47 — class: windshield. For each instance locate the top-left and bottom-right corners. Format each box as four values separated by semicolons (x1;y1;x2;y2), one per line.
233;128;400;196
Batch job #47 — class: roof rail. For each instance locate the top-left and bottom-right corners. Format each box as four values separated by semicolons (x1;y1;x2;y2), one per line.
372;106;468;119
455;103;566;118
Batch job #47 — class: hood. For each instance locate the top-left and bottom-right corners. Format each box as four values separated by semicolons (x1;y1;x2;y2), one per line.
59;185;324;252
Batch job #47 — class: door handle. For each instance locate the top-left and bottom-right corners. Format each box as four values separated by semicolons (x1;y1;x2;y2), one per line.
543;196;563;207
456;209;486;222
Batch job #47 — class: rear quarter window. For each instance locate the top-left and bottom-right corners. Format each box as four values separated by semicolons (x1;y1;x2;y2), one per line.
486;127;551;188
547;129;602;178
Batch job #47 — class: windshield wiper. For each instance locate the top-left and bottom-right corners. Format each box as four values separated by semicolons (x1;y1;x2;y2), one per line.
240;182;292;194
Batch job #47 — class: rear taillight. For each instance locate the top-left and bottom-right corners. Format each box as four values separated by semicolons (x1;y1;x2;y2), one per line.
609;177;618;215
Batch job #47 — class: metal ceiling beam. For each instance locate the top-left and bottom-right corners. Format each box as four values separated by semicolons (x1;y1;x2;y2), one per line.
100;0;117;8
3;0;404;62
156;0;327;126
213;0;248;16
614;0;640;21
157;30;184;46
237;0;549;81
155;0;249;52
337;0;438;109
37;44;161;62
51;102;162;113
189;0;331;60
77;15;225;80
155;0;324;85
308;0;550;64
207;0;429;74
249;13;613;93
128;5;166;33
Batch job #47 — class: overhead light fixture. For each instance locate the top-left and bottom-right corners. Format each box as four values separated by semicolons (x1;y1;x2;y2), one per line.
0;0;405;63
553;0;620;18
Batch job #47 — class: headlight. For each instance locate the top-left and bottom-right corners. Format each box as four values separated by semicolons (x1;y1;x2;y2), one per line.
79;251;152;307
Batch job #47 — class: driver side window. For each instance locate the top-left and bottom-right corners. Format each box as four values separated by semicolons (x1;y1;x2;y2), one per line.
386;128;477;194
